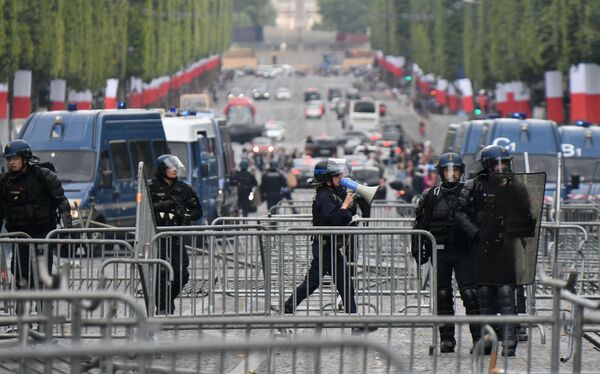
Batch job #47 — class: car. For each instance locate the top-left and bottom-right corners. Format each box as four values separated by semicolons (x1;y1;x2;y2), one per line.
291;157;317;188
305;101;325;119
328;88;342;101
250;136;275;155
227;87;245;100
351;165;387;200
255;65;277;78
346;88;360;100
252;84;270;100
304;88;321;102
344;154;369;168
275;87;291;100
307;137;338;157
343;137;363;155
263;120;285;142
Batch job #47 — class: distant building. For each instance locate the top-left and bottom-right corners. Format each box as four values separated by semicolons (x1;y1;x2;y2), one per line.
272;0;321;30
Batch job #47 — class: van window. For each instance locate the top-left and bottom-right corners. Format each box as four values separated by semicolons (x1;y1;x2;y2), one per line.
110;142;133;180
353;102;375;113
152;140;169;159
455;125;465;152
208;138;216;156
130;140;154;177
444;127;456;151
168;142;190;172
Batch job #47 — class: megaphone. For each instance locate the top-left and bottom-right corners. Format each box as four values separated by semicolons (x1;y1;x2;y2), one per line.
340;178;379;205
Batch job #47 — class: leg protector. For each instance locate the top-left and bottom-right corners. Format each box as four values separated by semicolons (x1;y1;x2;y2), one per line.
497;285;517;350
437;288;456;348
460;287;481;343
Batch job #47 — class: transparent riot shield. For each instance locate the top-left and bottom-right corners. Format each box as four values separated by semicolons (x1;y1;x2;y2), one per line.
475;172;546;285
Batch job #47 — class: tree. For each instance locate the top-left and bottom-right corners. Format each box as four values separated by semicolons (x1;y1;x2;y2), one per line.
316;0;370;34
232;0;275;27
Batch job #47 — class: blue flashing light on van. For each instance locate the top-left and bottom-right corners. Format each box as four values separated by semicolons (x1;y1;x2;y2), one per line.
18;109;169;227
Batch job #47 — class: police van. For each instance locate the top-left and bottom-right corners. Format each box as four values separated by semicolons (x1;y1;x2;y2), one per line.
559;124;600;201
162;114;237;223
18;109;169;227
446;119;493;176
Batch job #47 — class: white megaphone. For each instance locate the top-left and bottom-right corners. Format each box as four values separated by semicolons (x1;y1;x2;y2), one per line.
340;178;379;205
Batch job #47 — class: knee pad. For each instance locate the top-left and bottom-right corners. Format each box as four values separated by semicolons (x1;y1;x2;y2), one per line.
478;286;497;314
437;288;454;315
460;287;479;315
498;285;516;314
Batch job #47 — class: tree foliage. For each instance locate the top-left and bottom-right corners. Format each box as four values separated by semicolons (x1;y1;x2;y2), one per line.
232;0;275;27
369;0;600;86
0;0;233;92
316;0;370;34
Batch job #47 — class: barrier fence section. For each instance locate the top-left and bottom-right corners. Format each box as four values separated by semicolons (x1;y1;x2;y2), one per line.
1;267;599;373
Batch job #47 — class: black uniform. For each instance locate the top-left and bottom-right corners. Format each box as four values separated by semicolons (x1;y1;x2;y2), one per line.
233;169;257;216
0;165;71;288
283;185;357;314
260;167;286;210
149;177;202;314
456;171;518;351
412;184;480;348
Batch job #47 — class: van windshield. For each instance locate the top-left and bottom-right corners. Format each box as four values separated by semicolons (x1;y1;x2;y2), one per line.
512;154;558;182
564;158;600;182
353;102;375;113
35;151;96;183
227;106;253;125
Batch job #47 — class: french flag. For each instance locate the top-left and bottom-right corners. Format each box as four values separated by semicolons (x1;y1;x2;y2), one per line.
457;78;474;113
448;83;459;113
545;71;564;123
495;83;508;115
569;63;600;123
12;70;32;119
68;90;93;110
105;79;119;109
0;83;7;120
49;79;66;111
435;79;448;106
509;81;531;118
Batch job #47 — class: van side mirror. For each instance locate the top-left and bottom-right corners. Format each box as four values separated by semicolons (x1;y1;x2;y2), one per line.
570;174;581;189
201;164;209;177
100;169;113;188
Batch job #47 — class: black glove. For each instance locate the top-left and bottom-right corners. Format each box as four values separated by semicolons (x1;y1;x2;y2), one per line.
61;212;73;229
181;213;191;226
154;199;176;212
411;238;431;265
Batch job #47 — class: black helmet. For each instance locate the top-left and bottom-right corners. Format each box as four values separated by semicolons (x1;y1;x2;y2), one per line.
240;159;249;170
4;139;33;160
269;160;278;170
156;154;185;179
436;152;464;184
478;145;513;173
312;158;342;184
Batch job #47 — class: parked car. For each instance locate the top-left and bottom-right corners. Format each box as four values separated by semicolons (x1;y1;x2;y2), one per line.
250;136;275;155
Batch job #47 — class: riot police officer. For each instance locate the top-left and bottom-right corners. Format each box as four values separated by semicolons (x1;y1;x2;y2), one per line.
233;159;258;217
260;160;287;210
149;154;202;314
281;160;358;312
412;153;480;353
456;145;519;356
0;140;72;289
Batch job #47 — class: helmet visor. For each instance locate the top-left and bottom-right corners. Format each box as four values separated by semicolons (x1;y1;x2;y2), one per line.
440;164;462;182
490;157;513;173
162;155;186;178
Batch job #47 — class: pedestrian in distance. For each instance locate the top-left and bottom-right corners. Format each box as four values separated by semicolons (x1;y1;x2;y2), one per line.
260;160;287;210
0;140;72;291
149;154;202;315
233;159;258;217
277;159;376;334
411;152;480;353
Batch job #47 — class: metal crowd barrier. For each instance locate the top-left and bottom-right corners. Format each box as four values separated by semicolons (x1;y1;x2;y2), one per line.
269;200;417;219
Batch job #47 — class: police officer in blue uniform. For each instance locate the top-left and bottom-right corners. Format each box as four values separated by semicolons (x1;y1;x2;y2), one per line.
150;154;202;314
260;160;287;210
412;153;480;353
233;159;258;217
0;140;72;289
456;145;519;356
282;159;359;316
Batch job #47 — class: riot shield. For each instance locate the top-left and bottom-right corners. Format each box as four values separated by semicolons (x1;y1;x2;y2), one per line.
475;172;546;285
